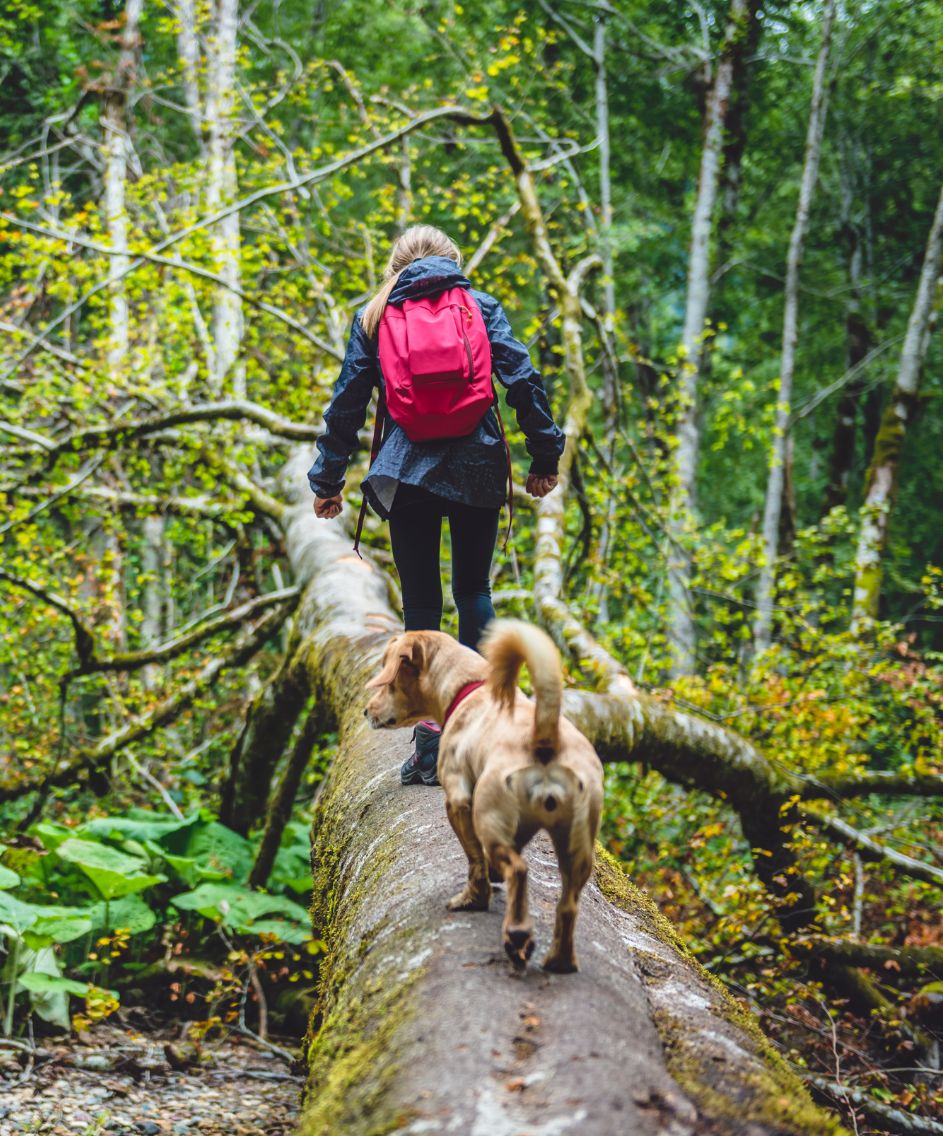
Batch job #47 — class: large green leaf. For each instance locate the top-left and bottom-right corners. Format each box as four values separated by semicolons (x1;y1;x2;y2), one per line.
0;863;19;889
171;822;254;882
89;894;157;936
142;840;228;887
55;838;166;901
171;882;310;941
18;972;93;998
0;890;38;934
81;811;199;845
23;905;94;949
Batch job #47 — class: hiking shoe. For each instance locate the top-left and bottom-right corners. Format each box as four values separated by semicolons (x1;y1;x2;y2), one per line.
400;721;441;786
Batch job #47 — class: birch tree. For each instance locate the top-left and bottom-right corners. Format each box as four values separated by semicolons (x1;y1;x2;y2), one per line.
101;0;143;379
851;180;943;630
668;0;749;677
205;0;244;397
752;0;836;656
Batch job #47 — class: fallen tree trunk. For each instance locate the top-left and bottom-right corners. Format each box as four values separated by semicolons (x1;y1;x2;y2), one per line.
276;451;843;1136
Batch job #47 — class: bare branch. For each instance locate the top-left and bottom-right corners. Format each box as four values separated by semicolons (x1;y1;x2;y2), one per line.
0;569;96;669
801;806;943;889
68;587;300;677
802;769;943;800
11;400;317;465
790;935;943;978
0;605;290;803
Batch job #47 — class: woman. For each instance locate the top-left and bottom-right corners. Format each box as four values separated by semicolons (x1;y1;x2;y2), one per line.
308;225;564;785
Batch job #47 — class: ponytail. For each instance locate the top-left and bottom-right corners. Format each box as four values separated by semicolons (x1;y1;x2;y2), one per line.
360;224;463;339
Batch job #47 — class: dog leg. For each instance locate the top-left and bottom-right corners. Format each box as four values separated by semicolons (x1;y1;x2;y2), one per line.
488;843;534;970
444;798;491;912
542;829;593;973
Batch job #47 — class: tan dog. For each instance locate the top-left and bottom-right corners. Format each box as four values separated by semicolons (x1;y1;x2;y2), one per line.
365;619;603;972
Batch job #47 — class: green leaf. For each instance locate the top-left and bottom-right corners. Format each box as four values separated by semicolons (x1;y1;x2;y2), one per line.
56;838;166;901
81;811;199;845
171;882;310;940
0;863;20;889
0;890;38;933
18;972;93;998
23;905;94;949
172;822;253;883
88;894;157;936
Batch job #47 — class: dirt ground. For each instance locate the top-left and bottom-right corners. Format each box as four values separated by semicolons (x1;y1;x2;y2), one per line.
0;1024;301;1135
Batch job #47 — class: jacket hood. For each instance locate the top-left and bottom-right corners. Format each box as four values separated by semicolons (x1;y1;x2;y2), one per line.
388;256;472;304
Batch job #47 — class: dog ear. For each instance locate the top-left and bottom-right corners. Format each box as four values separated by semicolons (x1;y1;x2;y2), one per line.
400;636;425;674
366;637;404;689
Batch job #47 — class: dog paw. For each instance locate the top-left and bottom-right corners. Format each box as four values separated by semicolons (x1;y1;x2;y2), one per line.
541;952;578;974
504;927;535;970
446;888;489;912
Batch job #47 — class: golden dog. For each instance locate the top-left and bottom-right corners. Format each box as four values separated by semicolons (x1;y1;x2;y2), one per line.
365;619;603;972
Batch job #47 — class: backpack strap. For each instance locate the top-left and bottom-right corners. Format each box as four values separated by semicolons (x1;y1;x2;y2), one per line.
492;384;513;552
353;385;386;559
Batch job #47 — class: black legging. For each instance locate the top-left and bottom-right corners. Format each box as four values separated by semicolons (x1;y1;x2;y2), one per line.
388;485;499;649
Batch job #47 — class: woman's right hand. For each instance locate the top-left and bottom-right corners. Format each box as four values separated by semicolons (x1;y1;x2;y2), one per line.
525;474;559;498
314;494;343;519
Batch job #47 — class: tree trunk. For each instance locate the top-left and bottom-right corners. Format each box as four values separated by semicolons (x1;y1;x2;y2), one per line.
716;0;763;268
822;141;873;515
205;0;245;397
273;451;842;1136
594;14;618;427
851;180;943;630
140;514;164;690
752;0;835;656
669;0;749;677
175;0;203;142
101;0;143;377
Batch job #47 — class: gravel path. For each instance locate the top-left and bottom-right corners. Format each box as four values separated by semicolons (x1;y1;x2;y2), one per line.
0;1025;301;1135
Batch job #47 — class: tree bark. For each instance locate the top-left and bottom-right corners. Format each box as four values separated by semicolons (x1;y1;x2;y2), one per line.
851;180;943;630
205;0;245;396
273;451;842;1136
753;0;835;656
101;0;143;378
669;0;749;677
822;140;874;515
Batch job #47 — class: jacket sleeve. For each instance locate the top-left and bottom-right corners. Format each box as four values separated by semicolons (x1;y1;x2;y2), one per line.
307;313;379;498
481;296;566;476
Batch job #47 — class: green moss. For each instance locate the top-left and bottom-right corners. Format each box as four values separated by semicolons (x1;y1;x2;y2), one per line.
300;973;419;1136
298;713;428;1136
595;849;847;1135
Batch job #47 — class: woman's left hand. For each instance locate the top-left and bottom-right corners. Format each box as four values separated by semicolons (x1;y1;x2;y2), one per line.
525;474;559;498
314;494;343;518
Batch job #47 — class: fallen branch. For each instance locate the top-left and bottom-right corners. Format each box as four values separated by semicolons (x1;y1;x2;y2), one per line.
801;806;943;889
790;936;943;978
807;1074;943;1136
803;770;943;800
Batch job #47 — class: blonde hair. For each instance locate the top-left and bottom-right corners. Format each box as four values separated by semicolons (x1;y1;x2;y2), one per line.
360;225;462;338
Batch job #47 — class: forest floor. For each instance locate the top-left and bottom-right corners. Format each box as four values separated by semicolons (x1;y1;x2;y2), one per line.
0;1023;302;1135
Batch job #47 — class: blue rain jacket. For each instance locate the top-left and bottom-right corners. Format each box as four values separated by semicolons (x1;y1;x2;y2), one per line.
306;256;565;518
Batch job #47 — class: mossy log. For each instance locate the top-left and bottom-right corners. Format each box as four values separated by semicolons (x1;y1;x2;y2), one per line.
276;452;844;1136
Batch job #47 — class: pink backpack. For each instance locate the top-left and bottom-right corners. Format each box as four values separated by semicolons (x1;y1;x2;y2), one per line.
353;287;513;555
377;287;494;440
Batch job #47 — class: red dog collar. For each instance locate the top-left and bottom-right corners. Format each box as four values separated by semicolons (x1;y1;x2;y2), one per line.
443;680;485;727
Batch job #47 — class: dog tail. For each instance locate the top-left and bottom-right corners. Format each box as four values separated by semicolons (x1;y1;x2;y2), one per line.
481;619;562;762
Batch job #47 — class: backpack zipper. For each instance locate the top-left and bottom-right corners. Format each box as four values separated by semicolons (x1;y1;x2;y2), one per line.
461;328;474;380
